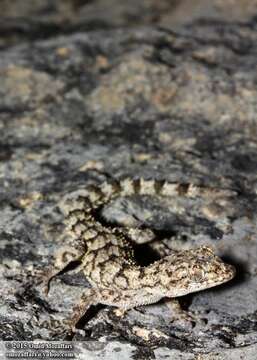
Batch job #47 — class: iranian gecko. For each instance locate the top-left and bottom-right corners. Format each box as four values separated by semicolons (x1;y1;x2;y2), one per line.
43;178;236;331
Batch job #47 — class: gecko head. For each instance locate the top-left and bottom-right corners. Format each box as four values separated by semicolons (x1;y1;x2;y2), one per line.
158;246;235;297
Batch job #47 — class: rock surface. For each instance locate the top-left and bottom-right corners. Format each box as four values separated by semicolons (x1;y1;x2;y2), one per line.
0;1;257;359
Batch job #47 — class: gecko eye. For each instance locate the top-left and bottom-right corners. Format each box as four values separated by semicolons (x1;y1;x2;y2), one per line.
192;266;204;282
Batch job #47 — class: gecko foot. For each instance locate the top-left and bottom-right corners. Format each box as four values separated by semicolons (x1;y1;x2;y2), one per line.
32;268;53;296
165;299;196;328
113;308;128;318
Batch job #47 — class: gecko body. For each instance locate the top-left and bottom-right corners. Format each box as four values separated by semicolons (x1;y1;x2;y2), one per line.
44;178;236;329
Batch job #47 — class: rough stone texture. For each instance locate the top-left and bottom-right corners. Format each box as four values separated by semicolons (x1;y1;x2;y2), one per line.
2;0;257;48
1;1;257;359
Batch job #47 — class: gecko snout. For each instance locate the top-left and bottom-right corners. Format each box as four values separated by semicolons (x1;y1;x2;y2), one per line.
200;256;236;288
220;262;236;281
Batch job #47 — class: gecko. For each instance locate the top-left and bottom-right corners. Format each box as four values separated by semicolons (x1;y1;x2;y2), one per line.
43;178;236;331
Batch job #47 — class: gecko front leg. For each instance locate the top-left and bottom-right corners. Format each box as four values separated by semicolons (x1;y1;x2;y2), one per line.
41;241;86;295
69;288;99;332
69;287;135;332
165;299;196;326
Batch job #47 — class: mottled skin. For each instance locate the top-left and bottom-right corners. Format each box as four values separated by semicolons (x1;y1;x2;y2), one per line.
43;179;236;330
